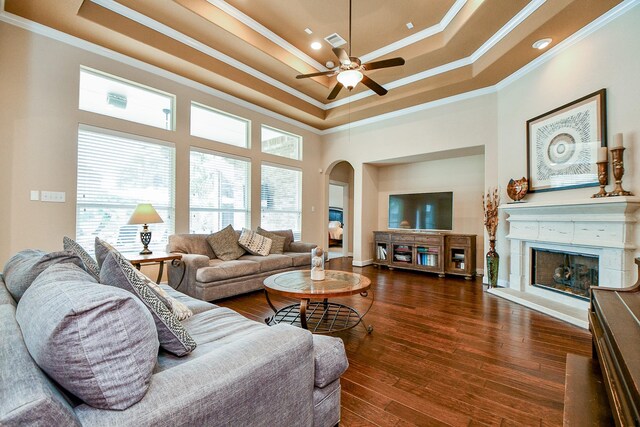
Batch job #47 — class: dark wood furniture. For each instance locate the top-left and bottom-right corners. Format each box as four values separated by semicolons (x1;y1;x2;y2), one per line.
122;251;182;284
263;270;373;334
373;231;476;279
564;257;640;425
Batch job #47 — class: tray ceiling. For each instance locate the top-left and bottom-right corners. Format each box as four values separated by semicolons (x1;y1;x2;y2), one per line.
3;0;623;130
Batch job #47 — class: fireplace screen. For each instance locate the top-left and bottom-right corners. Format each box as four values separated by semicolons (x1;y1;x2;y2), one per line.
531;249;598;300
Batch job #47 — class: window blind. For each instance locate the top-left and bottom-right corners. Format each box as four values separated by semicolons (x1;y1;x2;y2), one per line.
190;149;250;233
76;125;175;253
261;163;302;240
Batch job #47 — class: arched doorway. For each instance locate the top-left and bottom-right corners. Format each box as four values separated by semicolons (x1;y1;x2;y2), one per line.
326;161;354;259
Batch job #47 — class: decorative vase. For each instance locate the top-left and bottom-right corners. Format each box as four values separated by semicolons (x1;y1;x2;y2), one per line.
486;239;499;289
311;247;325;281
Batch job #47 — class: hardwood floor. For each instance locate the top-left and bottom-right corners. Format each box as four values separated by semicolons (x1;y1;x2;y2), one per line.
217;257;592;426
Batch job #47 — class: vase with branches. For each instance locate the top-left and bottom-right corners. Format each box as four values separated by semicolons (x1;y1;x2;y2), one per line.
483;188;500;288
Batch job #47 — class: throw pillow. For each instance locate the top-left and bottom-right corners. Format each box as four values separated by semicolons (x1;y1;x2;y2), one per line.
257;227;293;252
16;264;158;410
94;237;116;269
238;228;272;256
144;278;193;321
100;250;197;356
256;227;287;254
63;236;100;281
205;224;246;261
3;249;84;302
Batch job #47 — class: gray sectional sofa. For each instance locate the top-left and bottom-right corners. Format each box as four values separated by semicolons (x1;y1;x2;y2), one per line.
1;246;348;426
167;231;317;301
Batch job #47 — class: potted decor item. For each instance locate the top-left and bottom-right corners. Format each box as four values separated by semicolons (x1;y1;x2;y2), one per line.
506;177;528;203
483;188;500;289
311;247;325;281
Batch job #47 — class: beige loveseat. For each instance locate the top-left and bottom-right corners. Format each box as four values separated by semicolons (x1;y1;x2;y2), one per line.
167;231;317;301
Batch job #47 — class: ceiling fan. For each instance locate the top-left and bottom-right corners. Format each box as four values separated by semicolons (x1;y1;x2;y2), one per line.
295;0;405;100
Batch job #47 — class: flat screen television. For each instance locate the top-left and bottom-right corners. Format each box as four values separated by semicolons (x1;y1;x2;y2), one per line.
388;192;453;231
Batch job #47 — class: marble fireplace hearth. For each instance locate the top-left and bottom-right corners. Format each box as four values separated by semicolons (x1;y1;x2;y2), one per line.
489;196;640;329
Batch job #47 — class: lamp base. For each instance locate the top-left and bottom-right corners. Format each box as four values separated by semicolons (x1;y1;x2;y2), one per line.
139;227;153;255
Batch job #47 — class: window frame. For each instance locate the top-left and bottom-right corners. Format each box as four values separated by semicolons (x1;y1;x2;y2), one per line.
260;125;303;161
190;101;251;149
260;161;303;240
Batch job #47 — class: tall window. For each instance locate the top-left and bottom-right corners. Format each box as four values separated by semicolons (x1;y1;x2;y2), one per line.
190;102;250;148
190;149;250;233
261;125;302;160
261;164;302;239
76;126;175;253
79;67;175;130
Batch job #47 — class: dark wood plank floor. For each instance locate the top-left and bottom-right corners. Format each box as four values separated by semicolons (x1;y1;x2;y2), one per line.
217;257;592;426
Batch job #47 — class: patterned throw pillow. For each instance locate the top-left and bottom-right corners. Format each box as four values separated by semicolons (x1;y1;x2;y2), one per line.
238;228;272;257
94;237;116;269
145;280;193;321
256;227;287;254
63;236;100;281
100;250;197;356
256;227;294;252
205;224;246;261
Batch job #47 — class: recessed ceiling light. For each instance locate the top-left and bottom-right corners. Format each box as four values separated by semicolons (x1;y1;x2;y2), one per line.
532;38;552;50
311;41;322;50
406;22;414;30
304;28;313;35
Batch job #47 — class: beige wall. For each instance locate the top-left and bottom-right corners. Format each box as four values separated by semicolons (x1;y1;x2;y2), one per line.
0;22;324;266
376;155;485;270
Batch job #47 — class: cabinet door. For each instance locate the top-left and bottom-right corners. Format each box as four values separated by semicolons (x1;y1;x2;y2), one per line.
374;241;390;264
415;245;442;272
391;243;414;266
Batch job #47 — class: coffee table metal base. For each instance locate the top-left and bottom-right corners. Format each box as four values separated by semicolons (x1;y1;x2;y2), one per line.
265;293;373;334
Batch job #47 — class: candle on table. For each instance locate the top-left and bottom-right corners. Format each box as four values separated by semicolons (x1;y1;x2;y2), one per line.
597;146;608;162
611;133;623;149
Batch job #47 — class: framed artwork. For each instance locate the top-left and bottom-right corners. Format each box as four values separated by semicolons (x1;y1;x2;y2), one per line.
526;89;607;193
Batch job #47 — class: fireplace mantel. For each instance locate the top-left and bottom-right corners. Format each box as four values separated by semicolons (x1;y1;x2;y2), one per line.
491;196;640;328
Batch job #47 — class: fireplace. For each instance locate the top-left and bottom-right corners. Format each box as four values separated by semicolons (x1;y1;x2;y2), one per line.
531;248;598;300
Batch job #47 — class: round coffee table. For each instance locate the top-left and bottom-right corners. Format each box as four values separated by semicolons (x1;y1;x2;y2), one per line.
263;270;374;334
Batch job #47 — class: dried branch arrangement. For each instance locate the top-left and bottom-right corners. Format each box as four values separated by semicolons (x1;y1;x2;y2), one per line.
482;187;500;240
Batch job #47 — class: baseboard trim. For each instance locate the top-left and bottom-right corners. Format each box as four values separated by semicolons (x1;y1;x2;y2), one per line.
352;259;373;267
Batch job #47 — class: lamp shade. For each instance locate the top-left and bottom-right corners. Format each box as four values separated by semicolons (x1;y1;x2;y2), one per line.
336;69;363;90
127;203;163;225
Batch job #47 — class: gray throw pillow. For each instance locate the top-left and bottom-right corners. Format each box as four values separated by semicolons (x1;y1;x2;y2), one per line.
206;224;246;261
94;237;116;269
238;228;272;256
3;249;84;302
16;264;159;410
257;227;293;252
63;236;100;280
100;250;197;356
256;227;287;254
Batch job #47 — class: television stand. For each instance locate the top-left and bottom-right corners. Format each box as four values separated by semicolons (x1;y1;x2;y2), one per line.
373;231;476;279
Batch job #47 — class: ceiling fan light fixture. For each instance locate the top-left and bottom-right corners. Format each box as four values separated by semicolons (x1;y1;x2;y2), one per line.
337;69;363;90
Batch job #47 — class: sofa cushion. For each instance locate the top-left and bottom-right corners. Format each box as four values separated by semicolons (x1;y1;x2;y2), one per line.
196;259;261;283
63;236;100;280
206;225;246;261
257;227;294;252
159;284;216;315
312;335;349;388
285;251;312;267
16;264;159;410
238;228;272;256
101;250;197;356
94;237;116;269
256;227;287;254
239;254;293;272
3;249;84;302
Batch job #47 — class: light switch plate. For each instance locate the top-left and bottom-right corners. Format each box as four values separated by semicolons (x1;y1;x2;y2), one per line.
30;190;40;201
41;191;66;203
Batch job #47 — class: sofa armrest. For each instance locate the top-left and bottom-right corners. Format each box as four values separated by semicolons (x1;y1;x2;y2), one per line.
168;254;210;297
73;324;316;427
289;241;318;253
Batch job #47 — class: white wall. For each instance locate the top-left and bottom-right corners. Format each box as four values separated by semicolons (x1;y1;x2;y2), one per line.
377;155;485;269
329;184;344;209
0;21;324;266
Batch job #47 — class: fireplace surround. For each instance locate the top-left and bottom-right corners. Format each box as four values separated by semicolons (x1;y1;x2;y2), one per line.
491;196;640;328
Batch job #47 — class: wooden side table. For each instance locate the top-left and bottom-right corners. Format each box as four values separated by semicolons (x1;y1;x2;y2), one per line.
122;251;182;284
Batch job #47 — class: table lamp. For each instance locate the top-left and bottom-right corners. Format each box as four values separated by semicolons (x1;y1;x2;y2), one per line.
127;203;163;255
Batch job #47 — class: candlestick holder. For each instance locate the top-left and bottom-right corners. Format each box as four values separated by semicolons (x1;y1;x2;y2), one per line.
608;147;633;196
592;161;608;198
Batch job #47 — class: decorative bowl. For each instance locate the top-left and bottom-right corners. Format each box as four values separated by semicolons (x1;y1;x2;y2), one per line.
507;177;528;203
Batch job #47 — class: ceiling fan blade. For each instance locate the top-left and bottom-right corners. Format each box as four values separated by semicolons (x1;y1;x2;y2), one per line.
296;70;336;79
332;47;351;65
327;82;344;100
361;75;387;96
362;57;405;71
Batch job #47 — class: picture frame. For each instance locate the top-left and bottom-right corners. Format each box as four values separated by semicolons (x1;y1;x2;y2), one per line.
526;89;607;193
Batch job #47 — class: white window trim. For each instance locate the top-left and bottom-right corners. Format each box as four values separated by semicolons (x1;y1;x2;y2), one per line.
190;101;251;148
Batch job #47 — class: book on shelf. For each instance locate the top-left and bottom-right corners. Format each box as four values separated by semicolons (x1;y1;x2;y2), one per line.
377;246;387;260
